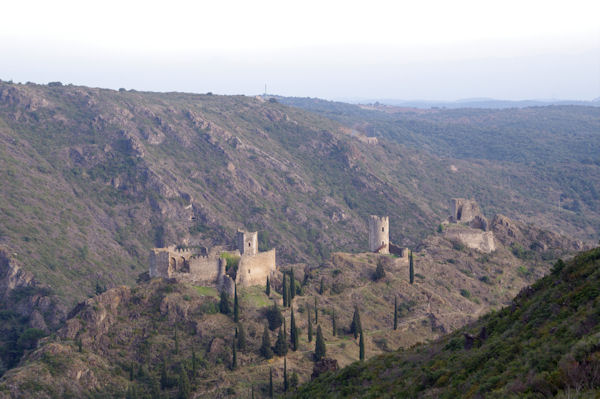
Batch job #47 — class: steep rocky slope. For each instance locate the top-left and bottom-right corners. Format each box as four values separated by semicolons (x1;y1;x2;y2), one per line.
0;82;595;308
296;247;600;398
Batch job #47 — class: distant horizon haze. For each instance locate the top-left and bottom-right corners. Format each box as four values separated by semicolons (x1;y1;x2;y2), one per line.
0;0;598;101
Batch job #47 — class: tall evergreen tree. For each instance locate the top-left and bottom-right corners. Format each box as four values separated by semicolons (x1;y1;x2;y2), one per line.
160;358;170;389
314;325;326;361
191;343;197;378
319;277;324;295
283;356;289;392
231;337;237;370
314;297;318;324
177;365;191;399
233;283;239;323
219;290;231;314
282;274;288;307
269;368;274;398
274;327;288;356
393;295;398;330
260;325;274;359
237;323;247;351
350;307;362;339
409;250;414;284
332;308;336;336
374;259;386;280
359;331;365;361
266;276;270;296
307;307;313;342
289;268;295;300
290;307;298;351
174;327;179;355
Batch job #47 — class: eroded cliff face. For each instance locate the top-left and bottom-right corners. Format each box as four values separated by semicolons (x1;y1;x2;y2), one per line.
0;249;66;331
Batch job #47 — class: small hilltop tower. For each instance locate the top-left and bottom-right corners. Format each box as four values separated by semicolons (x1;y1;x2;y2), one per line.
368;215;389;254
236;230;258;256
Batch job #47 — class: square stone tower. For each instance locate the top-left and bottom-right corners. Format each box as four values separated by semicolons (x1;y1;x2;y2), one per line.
368;215;389;254
236;230;258;256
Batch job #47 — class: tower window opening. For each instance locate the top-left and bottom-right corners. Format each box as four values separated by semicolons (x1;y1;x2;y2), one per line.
248;242;251;247
382;227;384;232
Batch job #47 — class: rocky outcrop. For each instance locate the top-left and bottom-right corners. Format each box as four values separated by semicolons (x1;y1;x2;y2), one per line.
0;249;35;301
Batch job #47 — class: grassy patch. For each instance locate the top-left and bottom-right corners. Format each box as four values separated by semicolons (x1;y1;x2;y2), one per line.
241;286;271;308
193;286;219;298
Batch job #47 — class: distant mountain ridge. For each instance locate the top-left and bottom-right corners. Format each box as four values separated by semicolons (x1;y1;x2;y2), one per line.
352;97;600;109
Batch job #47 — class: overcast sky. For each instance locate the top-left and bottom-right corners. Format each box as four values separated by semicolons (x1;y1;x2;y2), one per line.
1;0;599;101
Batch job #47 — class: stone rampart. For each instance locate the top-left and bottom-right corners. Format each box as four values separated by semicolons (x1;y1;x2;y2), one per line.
236;249;276;287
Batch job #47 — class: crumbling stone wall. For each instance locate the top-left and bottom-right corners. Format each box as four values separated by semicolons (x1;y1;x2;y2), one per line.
449;198;489;231
149;232;276;292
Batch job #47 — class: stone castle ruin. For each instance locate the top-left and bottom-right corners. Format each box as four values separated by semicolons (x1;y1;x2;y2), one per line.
445;198;495;253
368;215;409;258
149;229;276;294
449;198;489;231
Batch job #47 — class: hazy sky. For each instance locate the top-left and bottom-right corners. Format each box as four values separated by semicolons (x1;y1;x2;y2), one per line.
1;0;599;101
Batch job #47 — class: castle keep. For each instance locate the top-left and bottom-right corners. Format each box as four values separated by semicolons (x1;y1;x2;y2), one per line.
149;229;276;293
368;215;409;258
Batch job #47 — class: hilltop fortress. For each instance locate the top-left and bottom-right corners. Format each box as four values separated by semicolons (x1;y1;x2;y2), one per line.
149;230;276;294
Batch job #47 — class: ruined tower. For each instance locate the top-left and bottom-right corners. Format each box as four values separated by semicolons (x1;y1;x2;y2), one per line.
236;230;258;256
368;215;389;254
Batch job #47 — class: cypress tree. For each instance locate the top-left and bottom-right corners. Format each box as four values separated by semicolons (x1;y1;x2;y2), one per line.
374;260;386;280
177;365;191;399
332;308;336;336
174;328;179;355
274;327;288;356
307;307;313;342
160;358;169;389
314;325;326;361
77;338;82;352
283;357;288;392
269;368;274;398
314;297;318;324
282;274;288;307
266;276;270;296
359;331;365;361
237;323;247;351
409;250;414;284
233;283;239;323
260;325;274;359
251;385;255;399
393;295;398;330
219;290;231;314
319;277;324;295
289;268;295;300
231;337;237;370
191;343;197;378
350;307;362;339
290;307;298;351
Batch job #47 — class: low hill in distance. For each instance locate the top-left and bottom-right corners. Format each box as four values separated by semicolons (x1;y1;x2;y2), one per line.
296;247;600;398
